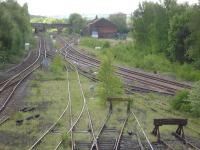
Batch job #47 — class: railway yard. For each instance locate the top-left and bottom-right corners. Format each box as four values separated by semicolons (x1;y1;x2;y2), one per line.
0;33;200;150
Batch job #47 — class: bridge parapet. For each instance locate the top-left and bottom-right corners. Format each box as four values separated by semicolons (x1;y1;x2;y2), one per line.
31;23;71;33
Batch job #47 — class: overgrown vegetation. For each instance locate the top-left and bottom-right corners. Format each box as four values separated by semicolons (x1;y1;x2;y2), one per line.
80;38;200;81
171;81;200;117
61;133;69;148
31;16;68;24
0;0;32;63
132;0;200;69
171;90;191;112
80;37;110;49
98;52;124;105
50;54;65;75
188;81;200;117
109;42;200;81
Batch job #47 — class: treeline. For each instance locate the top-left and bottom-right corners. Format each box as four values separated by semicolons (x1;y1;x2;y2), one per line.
31;13;130;35
132;0;200;69
0;0;31;62
31;15;68;24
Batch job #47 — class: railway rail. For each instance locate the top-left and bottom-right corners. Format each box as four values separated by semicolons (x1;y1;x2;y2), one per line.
24;47;96;150
57;37;191;96
0;37;47;125
24;35;198;150
0;38;43;85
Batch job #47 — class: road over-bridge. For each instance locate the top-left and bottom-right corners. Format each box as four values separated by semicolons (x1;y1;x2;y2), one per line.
31;23;72;33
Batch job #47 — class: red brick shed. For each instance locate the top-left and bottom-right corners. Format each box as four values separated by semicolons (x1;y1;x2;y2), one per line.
83;18;117;38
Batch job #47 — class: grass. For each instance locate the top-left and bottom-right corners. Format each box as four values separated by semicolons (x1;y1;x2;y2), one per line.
0;69;68;150
78;37;200;81
0;64;107;150
1;55;200;149
130;93;200;140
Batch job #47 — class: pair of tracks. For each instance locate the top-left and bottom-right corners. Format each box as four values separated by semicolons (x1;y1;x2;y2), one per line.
62;41;153;150
30;36;199;150
88;110;154;150
58;36;191;96
0;37;47;125
57;36;200;150
28;50;97;150
29;40;153;150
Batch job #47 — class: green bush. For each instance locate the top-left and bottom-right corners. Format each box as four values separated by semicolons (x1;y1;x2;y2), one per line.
98;52;124;105
103;41;110;48
108;42;200;81
170;82;200;117
50;55;65;74
171;90;190;111
188;81;200;117
80;37;111;49
175;63;200;81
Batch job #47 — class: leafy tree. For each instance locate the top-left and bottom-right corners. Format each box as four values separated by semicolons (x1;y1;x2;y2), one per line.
0;0;31;62
188;5;200;69
131;0;200;67
109;13;128;33
132;2;169;53
68;13;86;34
168;5;191;63
98;52;123;105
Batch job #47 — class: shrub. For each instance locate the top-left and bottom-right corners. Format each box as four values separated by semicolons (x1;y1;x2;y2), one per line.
103;41;110;48
170;90;190;111
80;37;111;49
98;52;124;105
188;81;200;117
50;55;65;74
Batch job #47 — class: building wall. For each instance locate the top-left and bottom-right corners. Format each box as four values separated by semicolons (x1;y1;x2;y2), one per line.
83;18;118;38
98;26;117;38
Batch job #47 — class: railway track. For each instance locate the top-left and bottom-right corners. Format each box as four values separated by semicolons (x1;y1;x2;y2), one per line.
57;37;191;96
52;35;198;149
53;54;97;150
153;133;200;150
88;105;153;150
0;37;47;125
25;48;96;150
58;42;174;95
132;93;200;150
0;38;42;85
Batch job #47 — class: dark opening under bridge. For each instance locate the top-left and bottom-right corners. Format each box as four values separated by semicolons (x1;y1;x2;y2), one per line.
31;23;72;33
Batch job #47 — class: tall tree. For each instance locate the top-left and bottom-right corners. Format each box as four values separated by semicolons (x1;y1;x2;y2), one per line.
0;0;31;62
68;13;86;34
188;5;200;68
98;52;123;105
132;2;169;53
109;13;128;33
168;4;191;63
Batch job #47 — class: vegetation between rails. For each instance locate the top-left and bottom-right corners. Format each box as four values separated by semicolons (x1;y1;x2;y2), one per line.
98;52;124;105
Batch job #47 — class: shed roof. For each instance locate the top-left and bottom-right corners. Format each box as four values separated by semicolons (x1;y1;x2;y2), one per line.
87;18;117;28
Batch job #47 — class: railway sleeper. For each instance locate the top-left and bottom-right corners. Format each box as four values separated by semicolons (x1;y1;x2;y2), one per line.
74;141;92;150
97;137;116;150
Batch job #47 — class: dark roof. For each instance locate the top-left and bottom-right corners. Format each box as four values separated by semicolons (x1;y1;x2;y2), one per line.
87;18;117;28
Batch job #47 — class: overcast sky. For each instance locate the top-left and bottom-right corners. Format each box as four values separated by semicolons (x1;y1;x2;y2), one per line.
16;0;198;17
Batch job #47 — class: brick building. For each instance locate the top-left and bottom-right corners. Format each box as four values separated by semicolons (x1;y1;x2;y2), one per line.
83;18;117;38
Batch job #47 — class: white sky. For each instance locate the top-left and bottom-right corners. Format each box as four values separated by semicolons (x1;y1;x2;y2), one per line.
16;0;198;17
